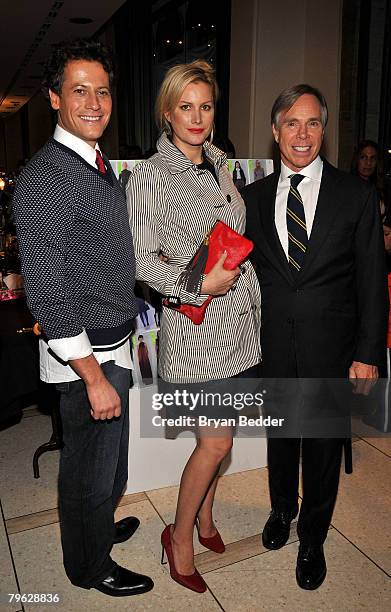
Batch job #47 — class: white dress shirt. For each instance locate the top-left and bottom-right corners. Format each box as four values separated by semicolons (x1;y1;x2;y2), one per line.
275;156;323;259
39;125;133;383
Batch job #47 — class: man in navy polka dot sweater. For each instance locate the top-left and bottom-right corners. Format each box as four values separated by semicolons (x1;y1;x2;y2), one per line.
13;39;153;598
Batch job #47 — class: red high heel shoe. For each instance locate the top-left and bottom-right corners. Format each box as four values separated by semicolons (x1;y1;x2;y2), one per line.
196;520;225;554
161;524;207;593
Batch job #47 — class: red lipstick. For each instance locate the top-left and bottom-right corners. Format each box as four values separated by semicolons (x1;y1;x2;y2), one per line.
188;128;204;133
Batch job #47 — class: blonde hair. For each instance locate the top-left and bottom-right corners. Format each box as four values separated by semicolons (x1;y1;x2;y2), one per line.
155;60;219;135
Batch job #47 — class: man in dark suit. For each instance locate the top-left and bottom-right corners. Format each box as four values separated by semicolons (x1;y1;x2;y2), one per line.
243;84;388;590
119;161;131;193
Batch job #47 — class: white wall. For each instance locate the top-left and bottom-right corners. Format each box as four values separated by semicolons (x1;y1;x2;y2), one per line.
229;0;343;164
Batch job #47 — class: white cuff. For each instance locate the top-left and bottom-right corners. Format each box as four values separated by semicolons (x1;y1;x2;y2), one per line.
48;329;93;362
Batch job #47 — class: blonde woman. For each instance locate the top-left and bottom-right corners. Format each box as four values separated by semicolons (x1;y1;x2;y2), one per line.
127;61;261;593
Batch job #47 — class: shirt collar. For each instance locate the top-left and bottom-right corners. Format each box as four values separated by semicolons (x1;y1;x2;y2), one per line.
53;125;102;168
280;156;323;182
157;132;226;174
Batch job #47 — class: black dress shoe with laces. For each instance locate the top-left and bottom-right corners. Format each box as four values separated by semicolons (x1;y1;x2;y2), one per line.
262;507;298;549
95;564;154;597
296;544;327;590
113;517;140;544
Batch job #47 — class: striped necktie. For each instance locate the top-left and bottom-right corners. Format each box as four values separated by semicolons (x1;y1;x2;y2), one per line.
287;173;307;272
95;149;106;174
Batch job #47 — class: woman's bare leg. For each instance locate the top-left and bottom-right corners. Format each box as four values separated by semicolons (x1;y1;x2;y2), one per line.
171;429;232;575
197;470;220;537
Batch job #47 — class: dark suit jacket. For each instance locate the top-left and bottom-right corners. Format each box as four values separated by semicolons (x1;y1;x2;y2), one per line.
243;160;388;378
119;168;131;191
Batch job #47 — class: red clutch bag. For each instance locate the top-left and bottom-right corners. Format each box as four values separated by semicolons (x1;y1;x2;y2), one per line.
163;221;253;324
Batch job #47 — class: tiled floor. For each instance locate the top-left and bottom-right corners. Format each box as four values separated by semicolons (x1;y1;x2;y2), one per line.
0;411;390;612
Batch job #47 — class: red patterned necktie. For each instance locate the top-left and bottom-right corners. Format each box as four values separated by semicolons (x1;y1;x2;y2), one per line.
95;149;106;174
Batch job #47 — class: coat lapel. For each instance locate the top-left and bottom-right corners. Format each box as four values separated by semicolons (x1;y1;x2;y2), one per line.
299;160;343;280
259;173;295;284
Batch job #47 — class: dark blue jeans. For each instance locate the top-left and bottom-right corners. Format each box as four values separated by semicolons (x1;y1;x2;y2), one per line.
56;361;131;588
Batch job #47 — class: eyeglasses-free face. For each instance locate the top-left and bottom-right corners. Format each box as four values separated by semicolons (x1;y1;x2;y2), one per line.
49;59;112;148
272;94;324;172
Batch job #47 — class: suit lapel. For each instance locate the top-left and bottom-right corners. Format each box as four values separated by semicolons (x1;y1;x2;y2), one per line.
299;160;343;280
259;174;295;284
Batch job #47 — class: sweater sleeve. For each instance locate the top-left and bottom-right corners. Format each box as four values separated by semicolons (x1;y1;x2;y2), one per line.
13;160;93;358
127;161;209;305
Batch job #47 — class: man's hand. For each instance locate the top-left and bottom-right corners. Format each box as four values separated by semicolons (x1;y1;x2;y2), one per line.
201;252;240;296
85;377;121;420
3;273;24;290
349;361;378;395
69;354;121;420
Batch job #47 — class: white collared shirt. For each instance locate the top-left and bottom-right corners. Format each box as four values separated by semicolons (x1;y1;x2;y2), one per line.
39;125;133;383
54;124;100;167
275;156;323;259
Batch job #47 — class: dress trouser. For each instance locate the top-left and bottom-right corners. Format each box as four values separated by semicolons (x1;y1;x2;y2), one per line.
56;361;131;588
267;436;343;544
265;334;344;546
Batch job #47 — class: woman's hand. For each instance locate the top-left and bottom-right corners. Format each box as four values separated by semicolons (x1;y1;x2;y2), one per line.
201;252;240;296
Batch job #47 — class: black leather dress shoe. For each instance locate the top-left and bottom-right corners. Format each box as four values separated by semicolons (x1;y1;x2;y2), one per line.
95;565;154;597
113;516;140;544
296;544;327;590
262;507;298;549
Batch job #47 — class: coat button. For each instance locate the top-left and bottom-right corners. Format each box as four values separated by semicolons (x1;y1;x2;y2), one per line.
226;194;231;202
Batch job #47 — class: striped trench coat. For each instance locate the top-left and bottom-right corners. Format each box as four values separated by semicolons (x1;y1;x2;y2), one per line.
127;133;261;383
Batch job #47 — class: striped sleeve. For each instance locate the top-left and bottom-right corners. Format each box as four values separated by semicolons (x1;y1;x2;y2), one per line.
126;161;208;305
219;165;246;234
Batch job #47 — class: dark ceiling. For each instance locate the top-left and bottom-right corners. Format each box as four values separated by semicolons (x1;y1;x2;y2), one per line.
0;0;126;119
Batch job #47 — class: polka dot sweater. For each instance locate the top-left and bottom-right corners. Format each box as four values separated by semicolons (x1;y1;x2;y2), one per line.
13;138;137;347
